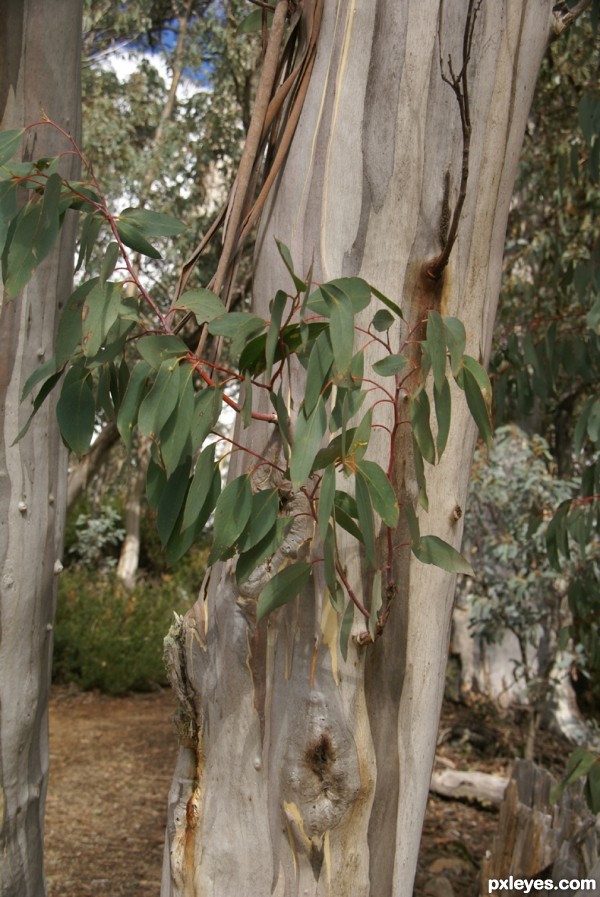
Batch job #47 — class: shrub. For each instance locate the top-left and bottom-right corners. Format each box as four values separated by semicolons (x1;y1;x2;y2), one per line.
53;542;208;694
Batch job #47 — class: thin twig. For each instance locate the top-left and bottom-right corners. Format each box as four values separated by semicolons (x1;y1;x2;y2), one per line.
427;0;483;281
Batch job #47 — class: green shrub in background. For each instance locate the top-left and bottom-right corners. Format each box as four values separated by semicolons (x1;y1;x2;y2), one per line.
53;533;209;694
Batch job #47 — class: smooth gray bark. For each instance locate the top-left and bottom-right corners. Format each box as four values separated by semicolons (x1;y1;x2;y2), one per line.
0;3;82;895
163;3;557;895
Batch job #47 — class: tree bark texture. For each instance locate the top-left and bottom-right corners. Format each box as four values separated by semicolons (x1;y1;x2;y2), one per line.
163;2;555;895
0;3;82;895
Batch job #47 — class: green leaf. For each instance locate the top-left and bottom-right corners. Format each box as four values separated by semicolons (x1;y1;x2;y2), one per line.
55;279;97;365
181;443;218;533
318;465;336;541
323;522;338;598
172;288;226;323
412;535;473;575
256;562;312;623
444;317;466;376
0;129;24;166
13;369;64;444
462;366;493;449
96;364;115;422
271;387;291;459
371;309;395;332
160;368;195;476
157;460;192;545
239;321;328;377
0;178;17;257
265;290;288;380
369;283;403;319
100;242;120;286
330;385;365;432
355;472;376;566
413;437;429;510
334;502;364;543
76;212;102;272
322;285;354;375
64;182;102;214
115;219;161;259
238;489;280;553
4;173;61;297
345;408;372;462
304;329;333;416
191;386;221;449
236;519;291;586
574;396;595;453
275;240;307;292
290;396;327;488
241;373;253;429
307;278;371;317
209;312;267;360
339;600;355;662
373;354;409;377
81;280;122;357
433;377;451;459
410;389;435;464
369;571;383;641
208;311;265;339
116;360;150;450
56;372;96;456
208;474;253;564
146;456;166;511
462;355;492;401
426;310;447;391
138;360;181;438
356;459;399;528
20;356;57;402
119;207;185;238
137;334;188;369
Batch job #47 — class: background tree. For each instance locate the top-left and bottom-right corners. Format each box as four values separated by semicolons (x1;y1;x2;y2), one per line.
69;0;262;589
467;10;600;720
0;2;82;895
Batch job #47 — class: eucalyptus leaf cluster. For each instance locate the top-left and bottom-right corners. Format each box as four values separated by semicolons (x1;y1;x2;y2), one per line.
1;124;494;651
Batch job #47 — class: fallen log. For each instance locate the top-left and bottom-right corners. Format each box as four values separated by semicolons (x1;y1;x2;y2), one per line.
430;768;508;806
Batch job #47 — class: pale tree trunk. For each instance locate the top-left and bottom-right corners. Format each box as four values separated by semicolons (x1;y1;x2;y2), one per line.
116;439;150;591
0;3;82;895
163;3;565;895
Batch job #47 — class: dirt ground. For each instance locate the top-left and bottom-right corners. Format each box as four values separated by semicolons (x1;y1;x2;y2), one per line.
45;687;572;897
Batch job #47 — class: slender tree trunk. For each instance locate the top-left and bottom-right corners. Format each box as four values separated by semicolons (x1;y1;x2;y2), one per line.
0;3;82;895
116;439;151;591
162;3;563;895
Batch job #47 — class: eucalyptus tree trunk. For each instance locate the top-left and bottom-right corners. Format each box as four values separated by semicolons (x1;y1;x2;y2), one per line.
0;3;81;895
163;2;564;895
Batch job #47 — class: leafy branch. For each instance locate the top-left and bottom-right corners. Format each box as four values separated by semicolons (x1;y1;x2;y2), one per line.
1;115;494;657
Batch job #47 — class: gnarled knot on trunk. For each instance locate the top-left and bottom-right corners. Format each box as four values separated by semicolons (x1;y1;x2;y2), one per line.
281;692;362;873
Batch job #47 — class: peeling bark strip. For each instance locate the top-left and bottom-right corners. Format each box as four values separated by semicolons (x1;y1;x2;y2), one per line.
163;3;564;895
0;3;81;895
